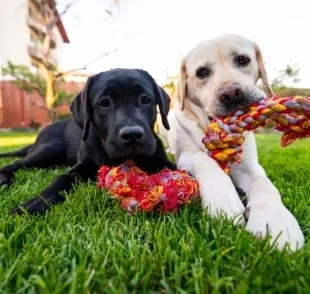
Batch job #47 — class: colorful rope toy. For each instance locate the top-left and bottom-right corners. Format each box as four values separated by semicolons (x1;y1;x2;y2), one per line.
97;160;199;213
202;96;310;173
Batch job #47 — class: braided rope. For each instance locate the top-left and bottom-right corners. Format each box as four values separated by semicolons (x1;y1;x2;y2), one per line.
97;160;199;213
202;96;310;174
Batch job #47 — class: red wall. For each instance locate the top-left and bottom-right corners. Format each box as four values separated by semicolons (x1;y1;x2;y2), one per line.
0;81;85;128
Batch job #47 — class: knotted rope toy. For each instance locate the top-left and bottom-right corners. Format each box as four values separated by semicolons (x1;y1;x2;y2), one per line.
97;160;199;213
203;96;310;173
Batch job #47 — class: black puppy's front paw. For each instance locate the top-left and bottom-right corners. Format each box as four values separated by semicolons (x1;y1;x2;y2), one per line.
0;171;14;187
10;195;54;215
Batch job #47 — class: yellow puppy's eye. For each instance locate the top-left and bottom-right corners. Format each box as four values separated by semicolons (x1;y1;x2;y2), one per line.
235;55;251;67
196;67;211;79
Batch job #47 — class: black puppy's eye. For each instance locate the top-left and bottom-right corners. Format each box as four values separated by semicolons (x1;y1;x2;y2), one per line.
235;55;251;67
141;95;151;105
196;67;211;79
100;98;111;108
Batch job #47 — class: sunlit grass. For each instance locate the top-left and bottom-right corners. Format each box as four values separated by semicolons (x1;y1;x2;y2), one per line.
0;132;309;293
0;132;37;149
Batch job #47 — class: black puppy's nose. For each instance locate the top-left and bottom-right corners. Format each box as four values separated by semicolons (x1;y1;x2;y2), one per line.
119;126;145;142
218;83;243;105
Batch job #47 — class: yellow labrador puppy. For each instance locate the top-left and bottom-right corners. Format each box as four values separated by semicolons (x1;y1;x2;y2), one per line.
164;34;304;251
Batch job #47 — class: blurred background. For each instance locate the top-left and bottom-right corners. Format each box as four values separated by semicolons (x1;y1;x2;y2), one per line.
0;0;309;130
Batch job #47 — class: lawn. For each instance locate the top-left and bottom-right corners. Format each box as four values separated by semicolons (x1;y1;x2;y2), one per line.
0;131;310;293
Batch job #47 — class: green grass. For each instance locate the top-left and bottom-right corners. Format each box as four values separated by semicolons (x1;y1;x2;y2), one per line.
0;132;310;293
0;131;38;152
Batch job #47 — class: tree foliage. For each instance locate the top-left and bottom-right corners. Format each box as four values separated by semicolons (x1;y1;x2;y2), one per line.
2;61;46;97
53;89;76;108
272;63;301;87
2;61;76;109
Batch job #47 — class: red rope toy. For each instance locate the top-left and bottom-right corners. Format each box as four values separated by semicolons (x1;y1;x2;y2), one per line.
203;96;310;173
97;160;199;213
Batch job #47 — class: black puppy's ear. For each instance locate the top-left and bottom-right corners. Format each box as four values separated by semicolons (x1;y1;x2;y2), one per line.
156;86;171;130
137;70;171;130
70;76;94;141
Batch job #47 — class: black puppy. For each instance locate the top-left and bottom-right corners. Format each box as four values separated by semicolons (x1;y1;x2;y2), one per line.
0;69;176;214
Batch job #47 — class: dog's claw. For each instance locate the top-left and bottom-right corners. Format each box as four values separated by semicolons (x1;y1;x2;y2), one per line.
243;206;251;221
10;196;53;216
0;172;14;187
10;206;25;215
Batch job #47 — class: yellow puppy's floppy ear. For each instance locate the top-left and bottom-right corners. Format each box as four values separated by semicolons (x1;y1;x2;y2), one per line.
178;57;188;111
255;44;274;97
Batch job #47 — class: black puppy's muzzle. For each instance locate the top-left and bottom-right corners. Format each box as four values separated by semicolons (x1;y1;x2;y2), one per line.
119;126;145;143
105;124;156;159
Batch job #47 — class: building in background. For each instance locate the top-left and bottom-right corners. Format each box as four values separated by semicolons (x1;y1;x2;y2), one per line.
0;0;69;70
27;0;69;69
0;0;77;128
